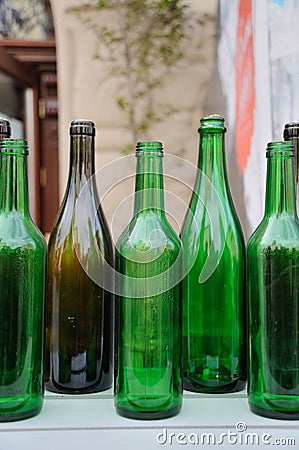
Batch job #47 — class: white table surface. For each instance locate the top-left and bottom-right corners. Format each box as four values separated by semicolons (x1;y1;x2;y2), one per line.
0;389;298;450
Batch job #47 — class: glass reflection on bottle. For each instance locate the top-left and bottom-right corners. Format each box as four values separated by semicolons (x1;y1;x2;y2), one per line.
181;115;246;393
115;141;182;420
45;120;114;394
247;141;299;420
0;139;47;421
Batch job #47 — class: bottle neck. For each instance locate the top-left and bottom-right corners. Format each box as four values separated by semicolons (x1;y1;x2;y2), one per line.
196;131;228;190
284;123;299;189
133;153;165;215
265;152;297;217
68;134;95;195
0;152;29;215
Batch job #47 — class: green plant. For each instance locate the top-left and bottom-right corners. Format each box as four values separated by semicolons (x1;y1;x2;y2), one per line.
70;0;189;150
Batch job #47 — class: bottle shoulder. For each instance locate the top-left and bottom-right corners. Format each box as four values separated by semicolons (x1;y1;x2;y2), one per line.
116;211;181;256
0;211;47;252
185;183;242;225
247;214;299;251
53;178;103;222
49;187;112;252
181;198;244;248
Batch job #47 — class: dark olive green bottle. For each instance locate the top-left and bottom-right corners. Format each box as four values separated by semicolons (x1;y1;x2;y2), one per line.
284;122;299;212
0;139;47;421
45;120;113;393
181;115;246;393
115;141;182;419
247;141;299;420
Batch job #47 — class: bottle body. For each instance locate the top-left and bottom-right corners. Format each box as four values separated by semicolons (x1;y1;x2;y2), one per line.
45;121;113;394
181;115;246;393
0;139;47;421
114;142;182;419
247;141;299;419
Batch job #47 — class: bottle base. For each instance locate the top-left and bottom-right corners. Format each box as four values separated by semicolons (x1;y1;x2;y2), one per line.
0;403;43;422
115;403;182;420
249;401;299;420
45;380;112;395
183;377;246;394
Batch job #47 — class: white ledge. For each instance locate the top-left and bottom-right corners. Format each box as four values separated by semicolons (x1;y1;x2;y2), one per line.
0;390;298;450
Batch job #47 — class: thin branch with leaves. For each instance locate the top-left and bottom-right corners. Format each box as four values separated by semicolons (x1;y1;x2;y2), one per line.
69;0;189;150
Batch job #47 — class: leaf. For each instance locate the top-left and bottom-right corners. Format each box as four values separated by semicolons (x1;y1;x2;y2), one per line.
70;0;190;148
116;96;128;111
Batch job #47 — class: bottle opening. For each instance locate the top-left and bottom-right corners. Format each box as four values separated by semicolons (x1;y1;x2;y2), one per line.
198;114;226;133
0;139;29;155
283;122;299;140
136;141;163;155
70;120;95;136
266;141;294;158
0;118;11;138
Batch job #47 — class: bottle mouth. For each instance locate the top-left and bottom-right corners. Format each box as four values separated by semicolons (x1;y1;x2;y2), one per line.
0;139;29;155
136;141;164;156
266;141;294;157
70;120;95;136
198;114;227;133
0;118;11;138
283;122;299;140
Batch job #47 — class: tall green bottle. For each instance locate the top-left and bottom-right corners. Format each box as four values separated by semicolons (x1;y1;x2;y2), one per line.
181;115;246;393
115;141;182;419
45;120;113;393
247;141;299;420
0;139;47;421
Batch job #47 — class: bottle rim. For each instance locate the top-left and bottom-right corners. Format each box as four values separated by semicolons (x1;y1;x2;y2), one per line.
283;122;299;139
198;114;227;133
266;141;294;157
70;120;95;136
136;141;164;156
0;139;28;155
0;118;11;137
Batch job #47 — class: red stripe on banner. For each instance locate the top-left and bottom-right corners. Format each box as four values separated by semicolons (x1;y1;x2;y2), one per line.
235;0;255;174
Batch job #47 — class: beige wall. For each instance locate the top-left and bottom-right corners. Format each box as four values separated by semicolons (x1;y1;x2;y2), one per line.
50;0;218;239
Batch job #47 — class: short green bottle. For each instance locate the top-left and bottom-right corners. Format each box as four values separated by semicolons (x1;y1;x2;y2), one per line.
0;139;47;421
181;115;246;393
247;141;299;420
115;141;182;420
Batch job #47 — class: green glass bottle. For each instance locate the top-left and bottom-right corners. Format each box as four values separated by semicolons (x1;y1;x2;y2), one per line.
247;141;299;420
115;141;182;419
0;139;47;421
181;115;246;393
45;120;113;394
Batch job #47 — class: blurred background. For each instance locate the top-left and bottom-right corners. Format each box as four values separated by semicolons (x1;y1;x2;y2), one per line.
0;0;297;241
